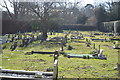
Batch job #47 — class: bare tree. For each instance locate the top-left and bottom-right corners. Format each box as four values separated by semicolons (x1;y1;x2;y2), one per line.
0;0;33;20
0;0;13;19
19;1;60;41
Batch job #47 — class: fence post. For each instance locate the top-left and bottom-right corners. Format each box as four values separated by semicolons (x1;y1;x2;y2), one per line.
98;45;100;54
53;59;58;80
53;51;58;80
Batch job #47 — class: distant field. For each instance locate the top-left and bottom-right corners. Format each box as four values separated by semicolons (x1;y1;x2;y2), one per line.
1;31;120;78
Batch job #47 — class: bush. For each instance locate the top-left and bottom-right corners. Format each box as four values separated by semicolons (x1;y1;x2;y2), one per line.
83;56;86;59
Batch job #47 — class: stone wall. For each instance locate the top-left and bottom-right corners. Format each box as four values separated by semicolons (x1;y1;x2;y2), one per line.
102;20;120;33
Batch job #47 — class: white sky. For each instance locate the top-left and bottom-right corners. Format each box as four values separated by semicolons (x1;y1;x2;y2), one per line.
0;0;119;12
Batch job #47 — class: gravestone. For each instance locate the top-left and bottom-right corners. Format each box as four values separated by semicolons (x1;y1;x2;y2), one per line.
32;35;35;41
64;35;67;43
10;42;17;51
18;35;21;40
19;39;25;47
27;38;32;44
7;34;10;38
14;34;17;37
24;34;27;39
60;39;64;51
24;38;29;47
2;35;7;43
67;45;73;50
11;37;14;42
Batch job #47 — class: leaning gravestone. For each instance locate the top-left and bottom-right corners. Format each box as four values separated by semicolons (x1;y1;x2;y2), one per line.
64;35;67;43
27;38;32;44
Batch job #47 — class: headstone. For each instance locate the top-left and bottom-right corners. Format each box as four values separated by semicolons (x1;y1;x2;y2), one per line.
64;35;67;43
25;38;29;47
14;34;17;37
24;34;27;39
11;37;14;42
28;38;32;44
11;34;14;37
8;34;10;38
10;42;17;51
60;39;64;51
32;35;35;41
2;35;7;43
19;39;25;47
67;45;73;50
17;34;20;40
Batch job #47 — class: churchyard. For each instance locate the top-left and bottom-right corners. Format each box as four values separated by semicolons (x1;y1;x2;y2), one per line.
1;30;120;78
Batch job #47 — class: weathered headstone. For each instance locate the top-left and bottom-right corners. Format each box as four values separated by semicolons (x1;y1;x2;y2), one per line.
2;35;7;43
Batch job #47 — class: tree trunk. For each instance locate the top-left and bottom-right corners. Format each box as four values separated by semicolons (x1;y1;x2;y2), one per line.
42;30;48;41
41;24;48;43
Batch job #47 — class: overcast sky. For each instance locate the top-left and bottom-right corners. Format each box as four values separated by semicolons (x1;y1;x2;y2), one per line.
0;0;119;11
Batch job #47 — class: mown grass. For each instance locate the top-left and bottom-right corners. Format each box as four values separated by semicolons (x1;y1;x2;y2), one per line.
1;31;120;78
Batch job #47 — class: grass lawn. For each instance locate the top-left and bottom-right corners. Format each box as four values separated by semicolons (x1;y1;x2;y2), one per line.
1;31;120;78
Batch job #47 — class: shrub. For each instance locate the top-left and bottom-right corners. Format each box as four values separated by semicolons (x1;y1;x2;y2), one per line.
83;56;86;59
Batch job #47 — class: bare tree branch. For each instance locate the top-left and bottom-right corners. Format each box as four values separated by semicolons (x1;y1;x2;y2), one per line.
31;7;43;19
0;3;6;8
8;0;13;4
2;0;13;19
46;2;54;11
